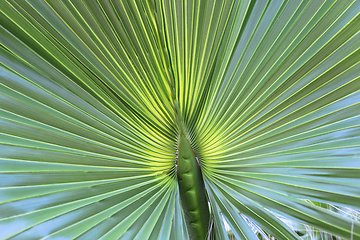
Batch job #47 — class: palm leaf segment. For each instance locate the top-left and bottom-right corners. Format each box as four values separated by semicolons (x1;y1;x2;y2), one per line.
0;0;360;239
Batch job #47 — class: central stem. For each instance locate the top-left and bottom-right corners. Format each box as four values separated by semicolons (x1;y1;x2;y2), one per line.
173;100;210;239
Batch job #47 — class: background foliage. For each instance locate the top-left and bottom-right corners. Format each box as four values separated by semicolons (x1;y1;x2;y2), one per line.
0;0;360;239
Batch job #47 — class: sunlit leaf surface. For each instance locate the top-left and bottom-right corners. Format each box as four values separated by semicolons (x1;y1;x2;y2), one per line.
0;0;359;239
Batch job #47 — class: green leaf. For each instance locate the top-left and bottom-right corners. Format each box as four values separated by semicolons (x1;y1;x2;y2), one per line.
1;0;360;239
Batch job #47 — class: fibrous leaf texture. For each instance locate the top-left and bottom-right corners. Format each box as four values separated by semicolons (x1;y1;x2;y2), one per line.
0;0;360;239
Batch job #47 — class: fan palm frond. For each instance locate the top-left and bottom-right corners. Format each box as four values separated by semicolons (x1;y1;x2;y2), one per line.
1;0;360;239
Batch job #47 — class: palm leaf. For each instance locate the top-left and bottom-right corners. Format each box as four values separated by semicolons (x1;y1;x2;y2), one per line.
1;0;359;239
